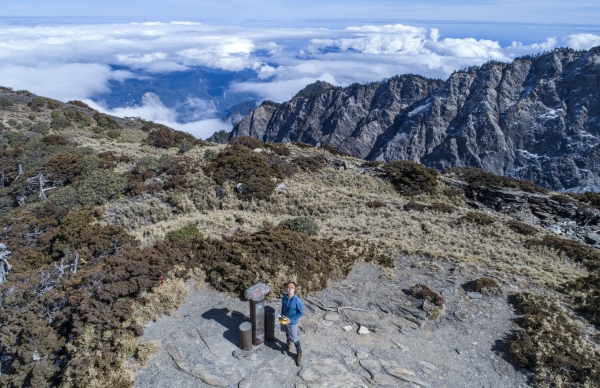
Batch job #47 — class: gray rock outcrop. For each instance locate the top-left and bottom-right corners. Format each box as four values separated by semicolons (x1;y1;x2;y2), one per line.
232;47;600;191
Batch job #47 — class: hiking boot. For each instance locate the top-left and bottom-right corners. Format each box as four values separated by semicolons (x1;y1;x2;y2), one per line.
296;350;303;365
286;341;292;352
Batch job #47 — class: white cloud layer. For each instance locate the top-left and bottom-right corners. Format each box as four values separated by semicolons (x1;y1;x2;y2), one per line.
0;21;599;136
85;93;228;139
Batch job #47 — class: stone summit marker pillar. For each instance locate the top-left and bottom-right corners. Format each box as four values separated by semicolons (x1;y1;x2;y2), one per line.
244;282;271;346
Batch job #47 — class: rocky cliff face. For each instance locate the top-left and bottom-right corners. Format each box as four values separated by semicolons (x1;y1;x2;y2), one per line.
232;47;600;192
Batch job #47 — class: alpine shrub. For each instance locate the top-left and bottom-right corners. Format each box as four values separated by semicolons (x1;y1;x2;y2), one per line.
50;116;70;130
165;226;203;244
383;160;439;196
78;170;127;206
144;127;204;149
31;121;51;135
0;96;14;107
280;217;319;236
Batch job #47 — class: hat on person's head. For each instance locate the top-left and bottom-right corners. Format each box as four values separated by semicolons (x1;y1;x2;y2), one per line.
286;282;296;289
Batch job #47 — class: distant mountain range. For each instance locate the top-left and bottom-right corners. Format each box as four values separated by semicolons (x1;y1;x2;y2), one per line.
231;47;600;192
92;66;258;123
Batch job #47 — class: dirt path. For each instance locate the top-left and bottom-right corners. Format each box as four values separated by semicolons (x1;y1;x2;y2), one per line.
134;259;531;387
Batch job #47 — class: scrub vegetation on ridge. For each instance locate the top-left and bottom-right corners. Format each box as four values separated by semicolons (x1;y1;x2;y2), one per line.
0;88;599;387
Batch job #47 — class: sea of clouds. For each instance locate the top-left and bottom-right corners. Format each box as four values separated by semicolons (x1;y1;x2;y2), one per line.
0;21;599;138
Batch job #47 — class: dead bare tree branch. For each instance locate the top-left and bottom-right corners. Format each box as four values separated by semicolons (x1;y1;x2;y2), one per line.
0;243;12;284
27;172;56;200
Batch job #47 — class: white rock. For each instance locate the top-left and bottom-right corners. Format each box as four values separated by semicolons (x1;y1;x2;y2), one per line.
549;225;562;235
357;326;370;335
253;148;263;153
342;325;353;331
275;183;286;190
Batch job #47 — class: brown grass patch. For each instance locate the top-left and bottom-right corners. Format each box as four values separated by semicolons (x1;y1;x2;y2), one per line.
460;211;495;225
292;155;326;171
562;274;600;325
449;166;547;194
366;200;386;209
409;283;445;319
228;135;264;150
144;127;206;149
526;235;600;271
471;277;501;296
429;202;458;213
506;220;538;236
318;144;353;158
383;160;439;196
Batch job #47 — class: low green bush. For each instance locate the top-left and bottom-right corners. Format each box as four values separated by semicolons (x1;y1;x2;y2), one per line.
178;140;194;154
78;170;127;206
30;121;50;135
3;131;25;147
280;216;319;236
0;96;14;107
50;116;70;130
106;130;121;139
63;108;77;120
93;113;121;129
31;96;46;107
133;156;160;174
49;185;80;210
203;148;218;162
165;226;203;244
7;119;17;127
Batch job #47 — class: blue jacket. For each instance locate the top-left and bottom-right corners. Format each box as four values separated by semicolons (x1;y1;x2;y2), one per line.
281;294;304;325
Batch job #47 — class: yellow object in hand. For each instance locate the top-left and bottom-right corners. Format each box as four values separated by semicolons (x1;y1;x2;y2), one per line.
279;316;288;324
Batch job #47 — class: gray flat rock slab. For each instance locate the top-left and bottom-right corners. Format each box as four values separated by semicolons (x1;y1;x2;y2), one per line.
134;261;531;388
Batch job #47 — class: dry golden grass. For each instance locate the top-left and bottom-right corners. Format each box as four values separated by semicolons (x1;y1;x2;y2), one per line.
103;166;587;288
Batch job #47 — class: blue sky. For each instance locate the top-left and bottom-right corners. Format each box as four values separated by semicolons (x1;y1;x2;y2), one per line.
4;1;600;25
1;1;599;138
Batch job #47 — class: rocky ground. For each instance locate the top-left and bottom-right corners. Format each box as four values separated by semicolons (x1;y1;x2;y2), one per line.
134;257;531;388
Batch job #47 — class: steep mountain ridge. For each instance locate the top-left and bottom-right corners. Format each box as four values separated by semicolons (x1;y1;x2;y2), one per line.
232;47;600;192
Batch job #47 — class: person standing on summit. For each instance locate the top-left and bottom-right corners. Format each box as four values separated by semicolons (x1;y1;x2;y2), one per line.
281;282;305;365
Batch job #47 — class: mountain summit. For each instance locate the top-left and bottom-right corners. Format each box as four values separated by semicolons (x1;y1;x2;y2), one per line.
232;47;600;192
